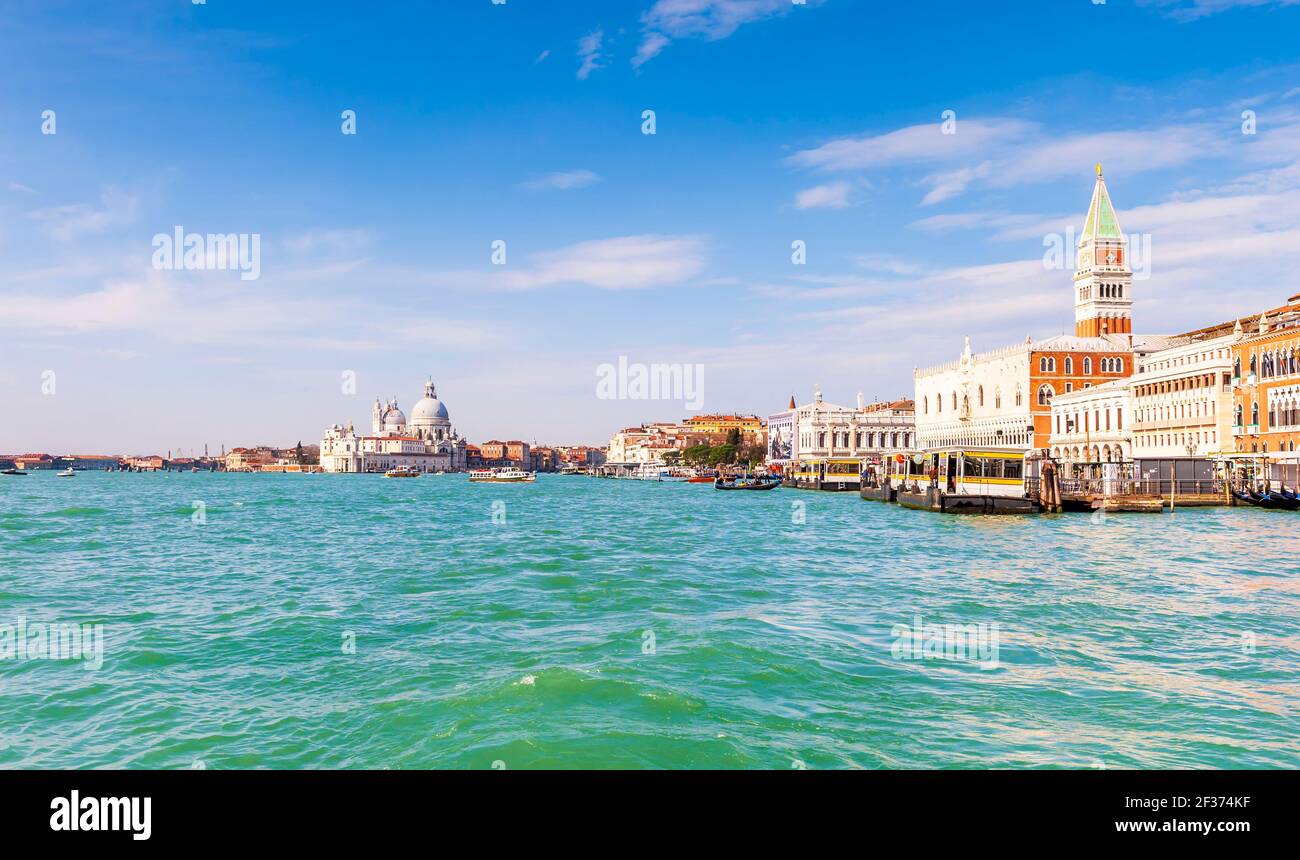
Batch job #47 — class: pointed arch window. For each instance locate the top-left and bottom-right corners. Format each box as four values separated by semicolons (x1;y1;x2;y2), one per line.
1037;384;1054;406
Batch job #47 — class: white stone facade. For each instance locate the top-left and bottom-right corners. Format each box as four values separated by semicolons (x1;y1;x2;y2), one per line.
915;339;1035;451
1131;334;1237;459
320;379;468;473
1049;380;1132;464
786;387;916;462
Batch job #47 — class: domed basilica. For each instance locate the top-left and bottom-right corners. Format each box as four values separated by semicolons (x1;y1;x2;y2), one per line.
320;379;469;473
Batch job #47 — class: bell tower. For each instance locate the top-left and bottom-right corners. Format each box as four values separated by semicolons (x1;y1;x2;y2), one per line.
1074;164;1132;338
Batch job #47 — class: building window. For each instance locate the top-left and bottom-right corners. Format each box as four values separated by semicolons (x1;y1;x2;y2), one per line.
1064;357;1073;374
1083;357;1092;375
978;386;984;407
1037;384;1054;406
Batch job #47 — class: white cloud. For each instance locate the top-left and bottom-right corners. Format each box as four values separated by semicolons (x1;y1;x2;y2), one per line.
577;28;604;80
499;234;708;290
993;127;1221;188
27;187;139;240
789;117;1232;205
632;32;670;68
518;169;602;191
8;181;38;195
794;180;851;209
1141;0;1300;20
788;119;1036;172
633;0;808;69
281;228;373;256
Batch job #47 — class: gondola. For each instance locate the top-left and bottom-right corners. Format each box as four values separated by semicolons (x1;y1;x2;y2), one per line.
714;477;780;491
1;468;27;476
1232;489;1300;511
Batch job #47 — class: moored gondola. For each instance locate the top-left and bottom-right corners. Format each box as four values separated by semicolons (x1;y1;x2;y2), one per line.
1232;489;1300;511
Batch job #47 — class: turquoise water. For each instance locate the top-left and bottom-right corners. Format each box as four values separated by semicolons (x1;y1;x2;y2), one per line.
1;471;1296;769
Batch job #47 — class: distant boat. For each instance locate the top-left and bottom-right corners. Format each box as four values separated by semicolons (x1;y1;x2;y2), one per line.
1;468;27;476
383;466;421;478
714;476;780;491
469;467;536;483
57;467;75;478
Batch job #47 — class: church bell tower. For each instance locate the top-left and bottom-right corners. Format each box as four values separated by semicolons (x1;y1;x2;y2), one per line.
1074;164;1132;338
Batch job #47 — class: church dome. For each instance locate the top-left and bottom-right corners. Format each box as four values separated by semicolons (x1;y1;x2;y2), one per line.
383;408;406;429
410;379;450;423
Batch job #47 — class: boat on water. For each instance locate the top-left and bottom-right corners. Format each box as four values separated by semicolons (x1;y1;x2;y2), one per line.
469;467;536;483
714;476;781;491
56;467;75;478
885;448;1041;515
621;463;686;481
383;466;421;478
1;468;28;476
687;471;718;484
559;465;586;476
1232;488;1300;511
788;457;863;491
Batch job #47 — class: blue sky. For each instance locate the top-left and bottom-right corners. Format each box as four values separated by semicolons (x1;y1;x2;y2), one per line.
3;0;1300;453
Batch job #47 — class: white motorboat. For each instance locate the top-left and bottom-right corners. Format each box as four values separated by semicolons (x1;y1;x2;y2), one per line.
468;467;536;483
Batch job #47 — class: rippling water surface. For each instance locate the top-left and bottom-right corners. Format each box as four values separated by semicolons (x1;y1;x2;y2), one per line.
1;472;1296;769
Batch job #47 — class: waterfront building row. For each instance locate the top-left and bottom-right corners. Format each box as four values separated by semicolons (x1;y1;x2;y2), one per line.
766;388;915;477
605;414;767;466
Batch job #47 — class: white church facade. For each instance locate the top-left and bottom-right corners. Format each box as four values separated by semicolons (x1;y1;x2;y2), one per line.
320;379;469;473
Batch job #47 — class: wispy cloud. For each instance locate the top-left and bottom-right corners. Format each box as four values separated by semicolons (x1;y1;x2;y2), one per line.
1140;0;1300;21
794;180;852;209
26;187;140;240
281;228;373;256
576;28;604;79
789;116;1233;205
518;169;602;191
633;0;812;68
497;234;708;290
788;119;1036;172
